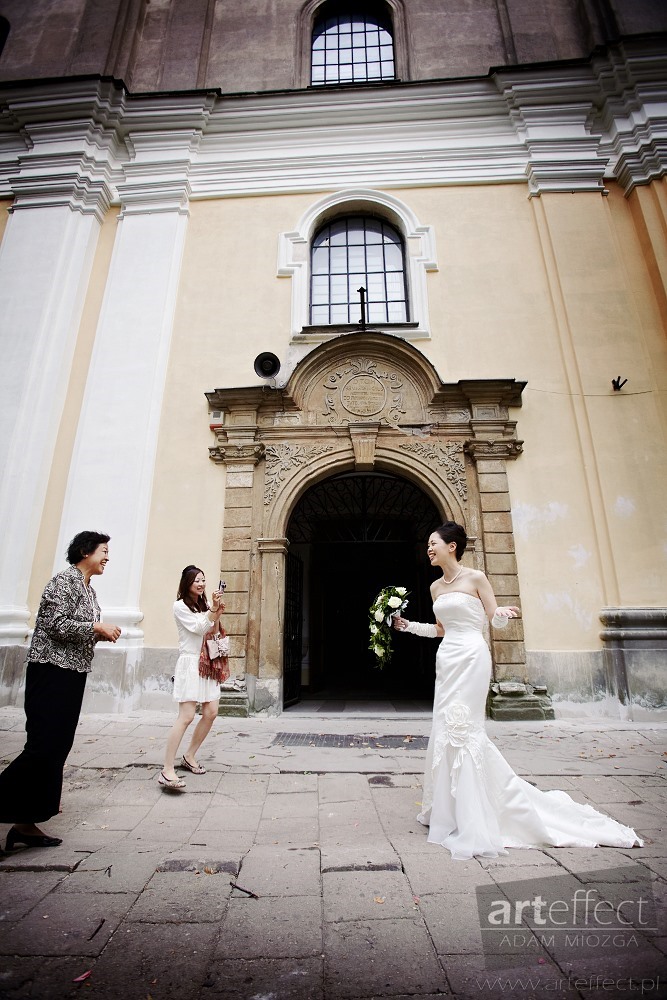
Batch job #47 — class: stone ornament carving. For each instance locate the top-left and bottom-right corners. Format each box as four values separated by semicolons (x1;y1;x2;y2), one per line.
209;443;265;465
465;439;523;460
322;357;406;425
399;441;467;500
264;442;334;504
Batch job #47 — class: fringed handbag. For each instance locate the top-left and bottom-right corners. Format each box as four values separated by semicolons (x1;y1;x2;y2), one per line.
198;625;230;683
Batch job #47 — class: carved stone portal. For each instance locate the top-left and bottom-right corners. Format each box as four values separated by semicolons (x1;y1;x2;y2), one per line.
206;331;536;716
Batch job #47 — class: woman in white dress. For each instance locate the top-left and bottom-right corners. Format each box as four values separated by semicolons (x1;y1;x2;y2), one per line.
158;565;225;790
393;522;642;861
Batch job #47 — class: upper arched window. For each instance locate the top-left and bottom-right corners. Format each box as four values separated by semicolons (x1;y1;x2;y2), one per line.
311;3;395;86
310;215;408;325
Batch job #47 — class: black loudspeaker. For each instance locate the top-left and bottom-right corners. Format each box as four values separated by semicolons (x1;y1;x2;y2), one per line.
254;352;281;379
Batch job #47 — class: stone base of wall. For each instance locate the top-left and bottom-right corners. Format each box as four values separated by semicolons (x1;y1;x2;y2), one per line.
1;639;664;718
0;645;181;713
600;607;667;719
526;647;667;721
0;645;254;714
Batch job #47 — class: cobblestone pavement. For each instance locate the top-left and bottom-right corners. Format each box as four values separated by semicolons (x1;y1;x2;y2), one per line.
0;708;665;1000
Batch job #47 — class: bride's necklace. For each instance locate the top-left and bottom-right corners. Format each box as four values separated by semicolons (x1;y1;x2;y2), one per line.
442;566;463;586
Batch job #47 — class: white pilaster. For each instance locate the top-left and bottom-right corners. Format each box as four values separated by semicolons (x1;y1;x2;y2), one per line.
55;186;190;645
0;204;104;643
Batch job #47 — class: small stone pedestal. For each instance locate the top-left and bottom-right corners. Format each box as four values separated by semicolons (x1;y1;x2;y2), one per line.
487;681;555;721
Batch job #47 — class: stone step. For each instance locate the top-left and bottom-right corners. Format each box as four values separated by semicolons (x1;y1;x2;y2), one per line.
487;681;555;721
217;689;249;717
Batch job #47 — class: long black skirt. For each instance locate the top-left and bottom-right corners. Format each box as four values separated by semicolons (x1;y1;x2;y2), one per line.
0;661;87;823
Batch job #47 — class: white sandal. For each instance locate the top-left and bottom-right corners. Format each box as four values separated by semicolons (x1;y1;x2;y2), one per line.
158;771;186;790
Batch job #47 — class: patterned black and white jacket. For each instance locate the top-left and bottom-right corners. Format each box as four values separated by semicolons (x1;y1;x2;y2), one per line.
27;565;101;673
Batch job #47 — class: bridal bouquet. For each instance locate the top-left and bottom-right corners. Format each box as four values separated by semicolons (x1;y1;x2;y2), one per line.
368;586;409;667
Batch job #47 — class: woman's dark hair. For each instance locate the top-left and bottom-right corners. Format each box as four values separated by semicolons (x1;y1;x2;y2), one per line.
177;565;209;613
67;531;110;565
433;521;467;561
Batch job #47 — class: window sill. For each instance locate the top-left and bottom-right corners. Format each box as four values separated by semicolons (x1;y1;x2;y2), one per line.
296;323;419;337
294;322;424;344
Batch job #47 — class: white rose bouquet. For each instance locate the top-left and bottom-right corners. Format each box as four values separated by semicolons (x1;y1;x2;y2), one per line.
368;586;409;667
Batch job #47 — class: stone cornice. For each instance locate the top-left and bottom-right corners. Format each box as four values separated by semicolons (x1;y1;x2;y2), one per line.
0;36;665;204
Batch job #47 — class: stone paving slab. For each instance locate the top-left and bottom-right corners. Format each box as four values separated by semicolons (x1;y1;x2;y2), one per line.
322;869;419;922
0;956;105;1000
262;790;319;819
254;814;320;845
236;844;322;897
217;895;323;958
125;869;232;922
320;841;402;874
323;917;446;998
441;955;580;1000
187;829;255;855
399;853;496;896
419;893;492;957
0;892;136;957
84;921;218;999
268;773;320;794
0;871;68;922
204;957;325;1000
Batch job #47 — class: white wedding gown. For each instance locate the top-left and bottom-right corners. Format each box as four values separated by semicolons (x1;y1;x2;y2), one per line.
418;593;642;860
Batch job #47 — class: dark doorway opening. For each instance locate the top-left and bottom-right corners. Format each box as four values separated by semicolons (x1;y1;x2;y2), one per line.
284;471;443;707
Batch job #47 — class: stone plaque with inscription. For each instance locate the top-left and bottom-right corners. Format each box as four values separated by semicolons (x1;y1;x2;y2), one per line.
340;374;387;416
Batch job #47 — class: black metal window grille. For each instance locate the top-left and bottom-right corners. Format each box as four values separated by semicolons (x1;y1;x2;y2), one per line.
0;17;9;57
287;473;440;544
311;7;394;86
310;216;408;325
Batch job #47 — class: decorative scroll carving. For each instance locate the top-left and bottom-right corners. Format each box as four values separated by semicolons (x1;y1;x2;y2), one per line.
264;442;334;504
322;357;406;425
465;439;523;460
210;443;265;466
399;440;467;500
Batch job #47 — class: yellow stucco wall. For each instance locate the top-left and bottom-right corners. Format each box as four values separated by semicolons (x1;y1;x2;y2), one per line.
137;195;302;641
42;182;665;652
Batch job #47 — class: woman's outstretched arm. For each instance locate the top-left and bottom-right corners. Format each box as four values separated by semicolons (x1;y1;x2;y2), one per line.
474;570;520;628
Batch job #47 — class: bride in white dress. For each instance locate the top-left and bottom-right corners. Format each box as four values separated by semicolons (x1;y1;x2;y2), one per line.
393;521;642;861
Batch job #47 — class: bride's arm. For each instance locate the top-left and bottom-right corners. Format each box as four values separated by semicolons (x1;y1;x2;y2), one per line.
474;570;520;628
393;615;444;638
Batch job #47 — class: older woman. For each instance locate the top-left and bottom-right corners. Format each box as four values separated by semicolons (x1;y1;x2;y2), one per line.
0;531;121;851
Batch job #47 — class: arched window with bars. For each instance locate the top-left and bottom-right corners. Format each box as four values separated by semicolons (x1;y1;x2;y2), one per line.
311;2;395;86
310;215;408;325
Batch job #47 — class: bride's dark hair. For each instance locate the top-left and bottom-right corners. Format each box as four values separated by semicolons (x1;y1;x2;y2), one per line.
434;522;467;561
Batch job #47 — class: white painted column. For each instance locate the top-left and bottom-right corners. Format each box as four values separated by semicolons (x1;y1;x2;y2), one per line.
0;203;105;643
55;186;190;645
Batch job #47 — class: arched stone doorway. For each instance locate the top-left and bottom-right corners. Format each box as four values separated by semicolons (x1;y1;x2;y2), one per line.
284;470;442;707
206;331;527;715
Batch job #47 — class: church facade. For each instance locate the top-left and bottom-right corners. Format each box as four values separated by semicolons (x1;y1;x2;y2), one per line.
0;0;666;718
